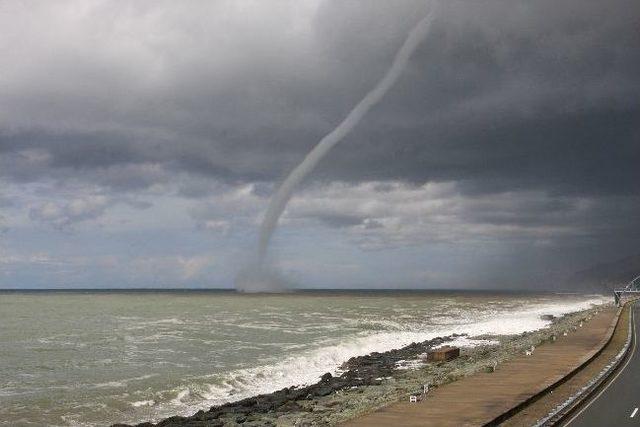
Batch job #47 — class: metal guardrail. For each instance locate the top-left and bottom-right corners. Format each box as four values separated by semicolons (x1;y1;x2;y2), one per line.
532;303;635;426
614;275;640;306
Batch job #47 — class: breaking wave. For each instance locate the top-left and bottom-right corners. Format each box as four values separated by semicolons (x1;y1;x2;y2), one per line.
150;295;609;419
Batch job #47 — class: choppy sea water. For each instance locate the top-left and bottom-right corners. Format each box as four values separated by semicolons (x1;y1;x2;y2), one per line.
0;290;609;426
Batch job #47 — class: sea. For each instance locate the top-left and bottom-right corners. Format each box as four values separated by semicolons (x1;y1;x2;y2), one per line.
0;290;609;426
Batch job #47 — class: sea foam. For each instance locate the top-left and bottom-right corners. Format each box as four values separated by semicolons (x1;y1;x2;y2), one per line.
167;295;609;417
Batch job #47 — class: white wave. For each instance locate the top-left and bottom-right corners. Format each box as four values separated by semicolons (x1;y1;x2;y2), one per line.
92;380;127;389
166;295;609;417
92;374;158;389
452;296;610;337
149;318;185;325
131;400;155;407
125;318;186;331
171;388;191;405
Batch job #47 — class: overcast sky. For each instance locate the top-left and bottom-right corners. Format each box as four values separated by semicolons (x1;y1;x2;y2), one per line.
1;0;638;289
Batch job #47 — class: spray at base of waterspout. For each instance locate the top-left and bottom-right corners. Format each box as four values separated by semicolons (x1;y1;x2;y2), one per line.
235;263;291;293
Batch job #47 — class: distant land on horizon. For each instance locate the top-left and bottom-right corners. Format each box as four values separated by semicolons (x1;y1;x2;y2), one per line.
564;253;640;292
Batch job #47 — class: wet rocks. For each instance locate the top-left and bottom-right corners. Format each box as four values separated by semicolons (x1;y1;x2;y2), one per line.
337;335;459;385
115;335;457;427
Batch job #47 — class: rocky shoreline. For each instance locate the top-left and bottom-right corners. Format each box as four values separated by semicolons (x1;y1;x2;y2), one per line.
113;305;608;427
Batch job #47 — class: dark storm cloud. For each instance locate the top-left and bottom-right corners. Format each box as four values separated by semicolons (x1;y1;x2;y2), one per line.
317;108;640;197
1;0;637;197
0;0;638;250
309;0;640;196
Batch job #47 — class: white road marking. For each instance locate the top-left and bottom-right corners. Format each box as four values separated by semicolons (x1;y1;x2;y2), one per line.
565;307;637;426
631;407;638;418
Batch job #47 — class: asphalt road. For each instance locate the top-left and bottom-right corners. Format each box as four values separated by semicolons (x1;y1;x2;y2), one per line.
563;302;640;426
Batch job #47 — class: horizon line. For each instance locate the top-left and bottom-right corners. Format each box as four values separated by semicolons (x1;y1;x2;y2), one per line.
0;287;596;295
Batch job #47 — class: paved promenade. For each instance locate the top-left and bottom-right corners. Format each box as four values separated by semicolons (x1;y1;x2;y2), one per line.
343;306;619;427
